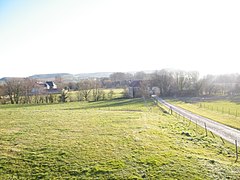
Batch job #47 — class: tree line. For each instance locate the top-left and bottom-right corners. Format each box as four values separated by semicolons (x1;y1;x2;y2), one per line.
0;78;115;104
107;70;240;97
1;69;240;104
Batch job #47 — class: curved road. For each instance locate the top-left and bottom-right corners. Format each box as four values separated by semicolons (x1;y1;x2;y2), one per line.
153;96;240;146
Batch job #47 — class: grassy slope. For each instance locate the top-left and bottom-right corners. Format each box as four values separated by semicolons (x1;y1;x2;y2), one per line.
0;99;239;179
168;100;240;130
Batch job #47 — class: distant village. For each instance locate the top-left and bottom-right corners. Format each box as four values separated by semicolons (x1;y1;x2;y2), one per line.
1;70;240;104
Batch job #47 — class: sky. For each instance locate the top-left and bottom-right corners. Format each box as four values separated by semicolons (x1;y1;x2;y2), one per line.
0;0;240;78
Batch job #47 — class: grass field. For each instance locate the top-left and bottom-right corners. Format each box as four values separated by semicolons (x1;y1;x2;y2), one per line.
68;88;125;102
0;98;240;179
167;99;240;130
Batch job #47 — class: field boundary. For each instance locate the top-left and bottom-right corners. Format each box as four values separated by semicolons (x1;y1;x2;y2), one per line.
152;96;240;147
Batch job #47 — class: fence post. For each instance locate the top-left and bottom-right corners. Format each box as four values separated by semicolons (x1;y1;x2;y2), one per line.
204;123;208;136
220;137;225;144
235;140;238;163
210;131;215;138
195;120;198;132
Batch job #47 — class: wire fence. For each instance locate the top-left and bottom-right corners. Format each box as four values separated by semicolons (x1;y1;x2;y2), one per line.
153;97;239;163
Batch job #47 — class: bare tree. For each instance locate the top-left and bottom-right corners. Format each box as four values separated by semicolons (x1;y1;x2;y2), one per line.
92;80;104;101
151;70;173;96
4;78;23;104
22;78;35;104
202;75;216;95
173;71;188;95
139;81;150;98
0;85;4;96
110;72;127;82
77;80;93;101
134;71;147;80
110;72;133;88
107;89;114;100
0;85;6;104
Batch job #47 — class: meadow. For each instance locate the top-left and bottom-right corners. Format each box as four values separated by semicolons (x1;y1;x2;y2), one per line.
168;99;240;130
0;98;240;179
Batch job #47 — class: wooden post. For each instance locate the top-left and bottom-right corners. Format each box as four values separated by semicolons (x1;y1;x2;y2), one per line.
204;123;208;136
210;131;215;138
235;140;238;163
196;120;198;132
220;137;225;144
188;118;191;126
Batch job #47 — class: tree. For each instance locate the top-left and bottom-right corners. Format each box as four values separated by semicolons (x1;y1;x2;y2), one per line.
0;85;4;97
4;78;23;104
60;89;68;103
22;78;35;104
150;70;173;96
202;75;216;95
110;72;127;82
173;71;188;96
139;80;150;98
107;89;114;100
77;80;94;101
92;80;104;101
0;85;6;104
134;71;147;80
109;72;133;88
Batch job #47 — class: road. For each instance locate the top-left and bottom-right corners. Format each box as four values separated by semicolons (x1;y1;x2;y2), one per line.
153;96;240;146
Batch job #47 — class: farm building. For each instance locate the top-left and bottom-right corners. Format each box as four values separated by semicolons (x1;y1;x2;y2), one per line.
31;81;59;94
128;80;161;98
151;87;160;96
128;80;142;98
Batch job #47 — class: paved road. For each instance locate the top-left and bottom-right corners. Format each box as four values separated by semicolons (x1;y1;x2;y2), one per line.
153;96;240;146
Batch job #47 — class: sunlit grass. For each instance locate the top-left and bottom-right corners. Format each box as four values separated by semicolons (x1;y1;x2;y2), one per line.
168;100;240;130
68;88;125;102
0;99;239;179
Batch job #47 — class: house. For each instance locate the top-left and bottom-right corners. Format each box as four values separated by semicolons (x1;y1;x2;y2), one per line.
128;80;142;98
151;87;160;96
128;80;160;98
44;81;58;90
31;81;59;94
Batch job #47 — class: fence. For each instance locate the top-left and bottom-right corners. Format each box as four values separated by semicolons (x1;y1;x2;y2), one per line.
154;97;240;163
171;109;239;163
199;103;240;117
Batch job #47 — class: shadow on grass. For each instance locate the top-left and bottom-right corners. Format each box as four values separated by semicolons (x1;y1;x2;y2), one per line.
64;98;144;111
0;98;145;111
0;102;59;109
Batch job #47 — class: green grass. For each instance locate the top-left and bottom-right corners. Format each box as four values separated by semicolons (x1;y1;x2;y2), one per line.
167;100;240;130
68;88;125;102
0;99;240;179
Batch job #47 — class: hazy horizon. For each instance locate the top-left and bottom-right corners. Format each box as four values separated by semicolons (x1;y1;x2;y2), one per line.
1;68;240;80
1;0;240;78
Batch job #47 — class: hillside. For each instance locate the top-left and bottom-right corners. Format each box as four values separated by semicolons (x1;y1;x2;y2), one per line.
0;72;113;84
29;73;72;79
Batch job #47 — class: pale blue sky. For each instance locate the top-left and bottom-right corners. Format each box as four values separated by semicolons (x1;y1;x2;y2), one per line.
0;0;240;78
